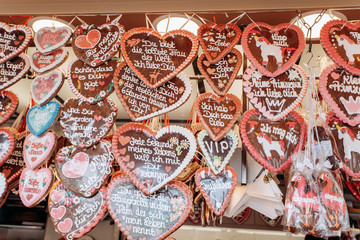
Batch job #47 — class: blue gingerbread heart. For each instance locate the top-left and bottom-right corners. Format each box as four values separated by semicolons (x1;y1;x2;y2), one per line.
26;101;61;137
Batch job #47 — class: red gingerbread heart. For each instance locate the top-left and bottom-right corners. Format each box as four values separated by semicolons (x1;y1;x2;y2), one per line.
34;27;72;54
120;27;199;88
241;22;305;77
30;48;68;74
320;20;360;75
30;71;64;106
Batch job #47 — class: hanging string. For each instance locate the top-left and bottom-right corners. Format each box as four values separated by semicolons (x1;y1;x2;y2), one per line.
106;14;110;22
226;12;246;25
141;120;146;132
145;14;156;31
185;101;196;129
68;16;78;25
245;13;261;31
165;13;171;33
194;13;215;25
179;13;196;30
112;14;123;24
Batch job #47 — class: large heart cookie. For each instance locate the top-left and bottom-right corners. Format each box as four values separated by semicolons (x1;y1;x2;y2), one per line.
72;20;125;67
26;101;60;137
19;167;53;207
198;23;242;64
0;128;15;167
320;20;360;75
197;129;238;175
121;27;199;88
0;54;30;91
240;109;306;173
30;48;68;74
197;48;242;96
106;172;192;240
320;64;360;126
23;131;56;170
195;93;242;141
112;123;196;195
327;112;360;177
55;140;113;197
241;22;305;77
0;130;27;188
34;27;72;54
0;23;32;63
48;181;107;240
0;91;18;126
30;71;64;106
67;58;119;104
195;166;237;216
60;98;117;148
114;62;192;121
243;64;308;121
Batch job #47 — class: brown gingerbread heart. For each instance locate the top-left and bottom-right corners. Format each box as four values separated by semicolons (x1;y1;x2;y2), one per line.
0;91;18;126
120;27;199;88
195;93;242;141
0;54;30;91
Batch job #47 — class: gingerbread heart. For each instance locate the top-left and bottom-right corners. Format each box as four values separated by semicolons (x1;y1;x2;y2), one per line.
243;64;308;121
121;27;199;88
0;173;7;201
106;172;192;240
26;101;60;137
197;129;238;175
55;140;113;197
198;23;242;64
241;22;305;77
30;71;64;106
67;58;119;104
19;167;54;207
320;20;360;75
60;98;117;148
0;54;30;91
260;214;282;227
0;128;15;167
30;48;68;74
112;123;196;195
23;131;56;170
114;62;192;121
195;166;237;216
48;181;107;240
0;91;18;126
195;93;242;141
197;48;242;96
240;109;306;173
0;23;32;63
72;20;125;67
0;130;27;188
326;112;360;178
34;27;72;54
319;64;360;126
232;208;252;225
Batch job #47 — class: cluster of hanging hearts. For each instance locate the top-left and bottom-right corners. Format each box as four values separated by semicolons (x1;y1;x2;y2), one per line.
0;14;358;239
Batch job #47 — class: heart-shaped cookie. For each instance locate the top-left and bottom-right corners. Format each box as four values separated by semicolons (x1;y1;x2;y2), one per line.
23;131;56;170
320;20;360;75
326;111;360;178
67;58;119;104
30;48;68;74
0;130;27;188
112;123;196;195
0;91;18;126
48;181;107;240
0;53;30;91
260;213;282;227
34;27;72;54
72;20;125;67
319;64;360;126
19;167;54;207
60;98;117;148
114;62;192;121
106;172;192;240
26;101;61;137
197;129;238;175
0;23;32;64
197;48;242;96
30;71;64;106
195;166;237;216
198;23;242;64
241;22;305;77
121;28;199;88
0;128;15;167
0;173;7;201
240;109;306;173
55;140;113;197
232;208;252;225
195;93;242;141
243;64;308;121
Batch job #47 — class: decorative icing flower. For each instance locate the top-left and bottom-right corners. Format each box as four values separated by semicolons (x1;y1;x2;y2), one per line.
88;97;95;103
170;137;178;145
253;70;263;81
99;91;106;97
179;87;184;94
118;79;124;86
214;156;222;167
180;140;189;149
73;197;81;204
218;82;225;89
288;69;300;81
63;197;73;207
